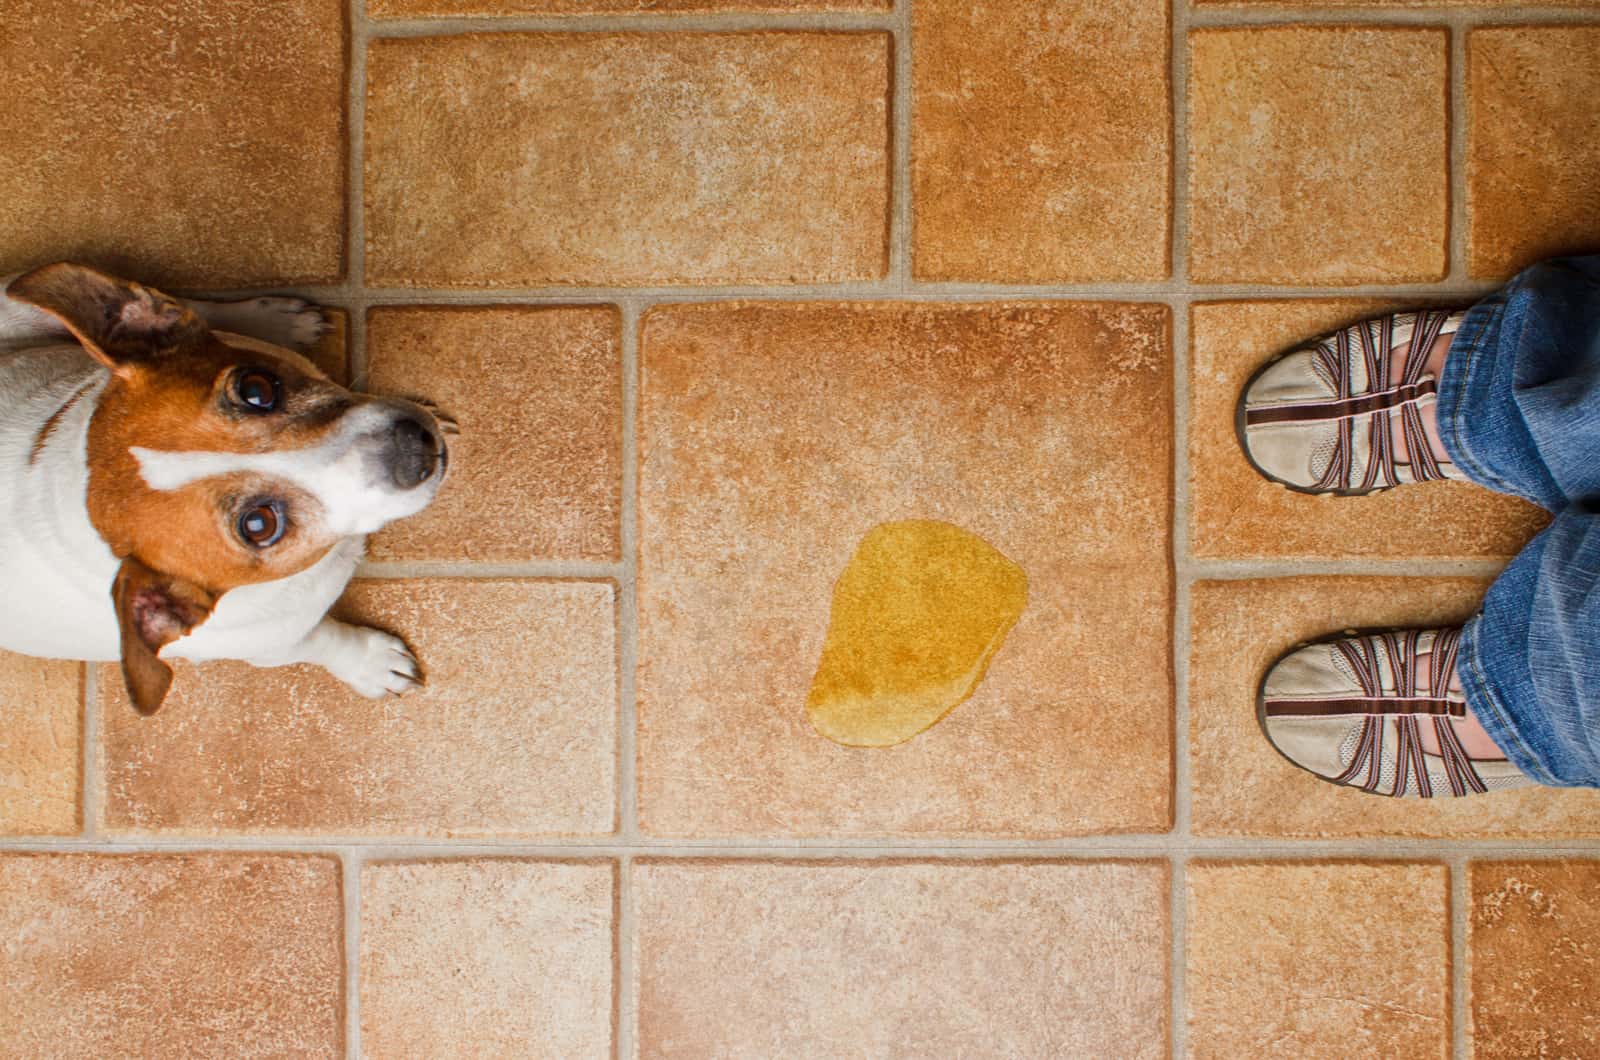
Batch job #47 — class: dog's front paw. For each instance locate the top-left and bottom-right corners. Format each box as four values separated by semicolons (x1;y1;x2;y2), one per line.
244;296;328;352
326;625;423;699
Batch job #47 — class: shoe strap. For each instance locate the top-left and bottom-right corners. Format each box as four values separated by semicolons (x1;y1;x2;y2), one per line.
1245;309;1463;491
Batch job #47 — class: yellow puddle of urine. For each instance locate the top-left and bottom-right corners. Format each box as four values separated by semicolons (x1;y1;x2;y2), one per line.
806;520;1029;748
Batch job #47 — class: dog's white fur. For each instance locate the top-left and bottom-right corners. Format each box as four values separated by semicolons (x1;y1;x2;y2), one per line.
0;280;425;699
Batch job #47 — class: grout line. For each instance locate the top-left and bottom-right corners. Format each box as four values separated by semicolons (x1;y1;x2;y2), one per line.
1186;5;1600;27
80;664;98;839
11;836;1600;857
1170;853;1187;1060
617;854;634;1060
619;301;641;846
1451;856;1470;1060
1169;4;1189;1050
345;5;368;1057
1450;17;1470;285
367;12;900;35
348;0;372;393
892;0;911;292
344;850;364;1060
355;559;622;580
618;298;642;1060
1184;557;1512;580
352;3;1600;35
181;279;1510;305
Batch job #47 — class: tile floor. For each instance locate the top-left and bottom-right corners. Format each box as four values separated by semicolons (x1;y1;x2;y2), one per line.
2;0;1599;1056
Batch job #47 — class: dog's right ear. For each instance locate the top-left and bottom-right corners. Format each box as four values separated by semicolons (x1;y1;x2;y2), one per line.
111;557;216;716
6;262;207;372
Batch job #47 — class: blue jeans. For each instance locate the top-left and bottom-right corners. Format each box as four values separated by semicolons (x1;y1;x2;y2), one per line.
1439;255;1600;787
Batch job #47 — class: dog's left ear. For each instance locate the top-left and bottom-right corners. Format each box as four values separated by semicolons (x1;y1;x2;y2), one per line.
6;261;207;372
111;557;216;716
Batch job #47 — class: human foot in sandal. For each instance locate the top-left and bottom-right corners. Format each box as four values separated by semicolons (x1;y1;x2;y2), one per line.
1258;627;1533;798
1238;309;1468;495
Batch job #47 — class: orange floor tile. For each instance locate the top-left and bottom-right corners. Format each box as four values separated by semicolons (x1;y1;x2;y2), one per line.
2;0;1599;1055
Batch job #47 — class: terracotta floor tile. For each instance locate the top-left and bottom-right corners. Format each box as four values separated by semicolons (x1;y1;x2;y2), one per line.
99;579;617;836
309;307;350;386
1199;0;1600;5
364;307;622;563
1189;300;1547;560
1467;27;1600;280
1;0;344;288
635;860;1169;1058
1190;577;1600;837
373;0;885;15
364;34;890;288
1186;861;1450;1060
362;859;615;1058
639;302;1172;837
1188;27;1449;285
1470;860;1600;1059
0;854;342;1057
913;0;1170;283
0;652;79;835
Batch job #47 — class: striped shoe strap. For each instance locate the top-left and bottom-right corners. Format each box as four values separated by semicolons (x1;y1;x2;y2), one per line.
1244;309;1460;492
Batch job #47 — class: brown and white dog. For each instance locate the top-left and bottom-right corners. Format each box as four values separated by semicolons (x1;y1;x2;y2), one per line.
0;262;451;714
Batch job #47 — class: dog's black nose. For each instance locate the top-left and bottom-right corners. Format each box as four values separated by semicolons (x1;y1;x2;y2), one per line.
389;416;440;490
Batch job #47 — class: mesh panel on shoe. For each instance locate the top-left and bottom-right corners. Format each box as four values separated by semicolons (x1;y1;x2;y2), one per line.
1311;344;1336;391
1329;644;1359;688
1481;770;1531;792
1309;435;1339;482
1337;723;1362;769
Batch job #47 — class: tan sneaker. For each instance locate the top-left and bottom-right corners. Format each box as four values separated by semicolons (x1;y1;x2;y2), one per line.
1238;309;1469;495
1257;628;1532;798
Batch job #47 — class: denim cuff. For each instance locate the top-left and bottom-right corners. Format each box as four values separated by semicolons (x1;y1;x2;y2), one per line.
1437;298;1521;498
1458;614;1565;788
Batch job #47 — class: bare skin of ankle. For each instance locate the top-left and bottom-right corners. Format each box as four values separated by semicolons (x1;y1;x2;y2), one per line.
1414;650;1507;760
1388;330;1453;465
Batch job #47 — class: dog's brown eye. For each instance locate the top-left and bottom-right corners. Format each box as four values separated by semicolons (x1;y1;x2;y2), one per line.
237;502;286;548
234;370;280;413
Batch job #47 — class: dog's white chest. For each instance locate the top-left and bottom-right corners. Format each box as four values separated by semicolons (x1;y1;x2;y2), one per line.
0;347;122;658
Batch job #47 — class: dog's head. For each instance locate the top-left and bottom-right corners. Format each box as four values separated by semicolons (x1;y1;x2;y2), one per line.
8;262;450;713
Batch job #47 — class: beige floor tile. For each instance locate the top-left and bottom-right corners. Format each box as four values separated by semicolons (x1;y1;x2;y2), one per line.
913;0;1170;283
1188;27;1449;285
1190;577;1600;837
373;0;885;15
365;307;623;563
1189;300;1547;560
364;34;890;288
1186;861;1450;1060
0;652;80;835
1;1;344;288
362;859;615;1058
0;854;342;1057
638;302;1172;837
1470;860;1600;1059
99;579;617;836
635;860;1169;1058
1468;27;1600;281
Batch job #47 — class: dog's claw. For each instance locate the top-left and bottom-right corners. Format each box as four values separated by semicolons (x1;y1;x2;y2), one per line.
326;626;425;699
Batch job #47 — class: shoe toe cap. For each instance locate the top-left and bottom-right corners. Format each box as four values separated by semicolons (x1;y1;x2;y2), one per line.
1259;641;1366;780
